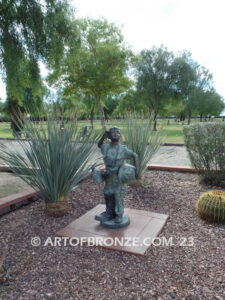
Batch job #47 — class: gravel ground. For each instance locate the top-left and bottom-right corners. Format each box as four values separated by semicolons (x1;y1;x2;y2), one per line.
0;171;225;300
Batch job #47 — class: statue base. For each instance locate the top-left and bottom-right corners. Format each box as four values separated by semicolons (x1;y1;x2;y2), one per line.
57;204;169;255
100;214;130;229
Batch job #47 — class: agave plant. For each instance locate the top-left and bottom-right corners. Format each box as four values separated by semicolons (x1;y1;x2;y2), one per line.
0;118;99;216
123;117;166;181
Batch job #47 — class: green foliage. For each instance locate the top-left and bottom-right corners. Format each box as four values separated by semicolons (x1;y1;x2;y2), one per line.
178;56;214;124
183;123;225;187
103;94;120;120
0;118;99;205
136;47;175;122
159;98;186;118
49;18;133;131
122;117;166;179
113;90;148;117
0;0;75;132
196;190;225;223
194;89;224;119
0;100;9;121
135;48;221;126
135;47;197;130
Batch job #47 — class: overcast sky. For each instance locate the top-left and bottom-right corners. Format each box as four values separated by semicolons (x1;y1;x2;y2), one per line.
1;0;225;101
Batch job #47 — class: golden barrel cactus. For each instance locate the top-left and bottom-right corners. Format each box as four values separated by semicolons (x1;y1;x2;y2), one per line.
196;190;225;223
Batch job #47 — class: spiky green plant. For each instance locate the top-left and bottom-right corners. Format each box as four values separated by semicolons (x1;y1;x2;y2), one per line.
0;118;99;216
196;190;225;223
122;117;166;180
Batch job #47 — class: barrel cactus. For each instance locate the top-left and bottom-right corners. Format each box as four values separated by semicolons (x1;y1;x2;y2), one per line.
196;190;225;223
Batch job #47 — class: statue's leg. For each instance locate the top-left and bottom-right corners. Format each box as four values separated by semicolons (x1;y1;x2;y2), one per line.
95;192;115;222
105;193;115;217
114;185;126;224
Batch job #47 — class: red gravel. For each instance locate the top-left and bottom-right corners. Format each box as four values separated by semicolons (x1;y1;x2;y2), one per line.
0;171;225;300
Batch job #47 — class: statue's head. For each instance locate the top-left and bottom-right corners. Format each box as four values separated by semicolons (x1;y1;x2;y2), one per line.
109;127;120;141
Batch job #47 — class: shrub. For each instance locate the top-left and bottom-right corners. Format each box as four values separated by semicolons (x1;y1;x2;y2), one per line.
122;117;166;180
196;190;225;223
183;123;225;187
0;117;99;216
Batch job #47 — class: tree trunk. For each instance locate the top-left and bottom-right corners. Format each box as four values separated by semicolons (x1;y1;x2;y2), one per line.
90;108;94;129
153;111;157;131
200;113;203;122
188;111;191;125
96;96;106;132
7;98;24;136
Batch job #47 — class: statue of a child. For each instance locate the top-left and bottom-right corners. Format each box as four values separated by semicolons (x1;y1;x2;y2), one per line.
92;127;139;228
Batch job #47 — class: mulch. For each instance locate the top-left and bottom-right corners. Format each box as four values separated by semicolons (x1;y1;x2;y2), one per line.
0;171;224;300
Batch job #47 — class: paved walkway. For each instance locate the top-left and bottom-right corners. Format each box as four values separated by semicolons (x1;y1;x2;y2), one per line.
0;140;191;198
0;140;191;167
149;146;191;167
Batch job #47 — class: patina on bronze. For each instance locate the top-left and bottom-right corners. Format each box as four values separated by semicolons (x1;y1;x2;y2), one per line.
92;127;139;229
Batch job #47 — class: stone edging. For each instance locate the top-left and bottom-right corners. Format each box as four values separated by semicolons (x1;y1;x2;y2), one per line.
0;189;38;216
1;164;195;174
147;164;195;173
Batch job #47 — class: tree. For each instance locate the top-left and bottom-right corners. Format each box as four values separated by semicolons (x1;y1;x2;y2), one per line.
103;93;119;121
112;89;147;117
160;98;186;120
194;89;224;120
0;98;3;112
136;46;177;131
172;51;214;124
183;65;213;124
0;0;74;133
48;18;133;132
63;93;90;120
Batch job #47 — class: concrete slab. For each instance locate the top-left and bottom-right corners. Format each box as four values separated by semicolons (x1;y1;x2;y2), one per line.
0;172;31;197
57;204;169;255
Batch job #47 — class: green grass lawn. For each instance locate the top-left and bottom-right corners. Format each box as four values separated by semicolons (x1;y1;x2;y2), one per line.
0;118;223;144
0;123;13;138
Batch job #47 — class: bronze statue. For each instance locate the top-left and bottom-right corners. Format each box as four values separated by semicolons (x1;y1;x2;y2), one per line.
92;127;139;228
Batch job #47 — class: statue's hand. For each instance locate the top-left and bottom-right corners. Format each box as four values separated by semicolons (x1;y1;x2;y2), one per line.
103;131;110;139
102;171;110;180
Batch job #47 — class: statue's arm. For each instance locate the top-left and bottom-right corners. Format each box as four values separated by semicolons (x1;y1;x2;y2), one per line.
132;153;139;178
97;131;109;148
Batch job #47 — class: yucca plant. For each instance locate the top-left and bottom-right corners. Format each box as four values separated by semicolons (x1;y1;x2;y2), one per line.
0;117;99;216
123;117;166;182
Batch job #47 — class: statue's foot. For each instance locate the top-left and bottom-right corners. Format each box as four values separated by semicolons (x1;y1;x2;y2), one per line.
114;215;123;224
95;211;114;222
